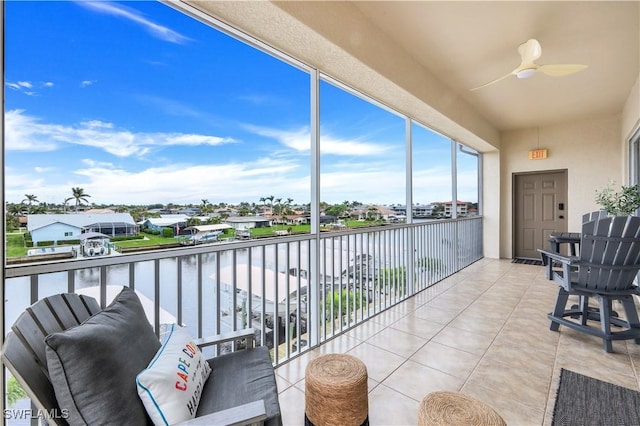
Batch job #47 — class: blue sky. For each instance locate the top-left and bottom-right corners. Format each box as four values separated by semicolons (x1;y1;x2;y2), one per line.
5;1;477;207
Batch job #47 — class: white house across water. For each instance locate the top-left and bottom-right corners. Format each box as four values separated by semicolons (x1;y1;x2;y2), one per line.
26;213;138;245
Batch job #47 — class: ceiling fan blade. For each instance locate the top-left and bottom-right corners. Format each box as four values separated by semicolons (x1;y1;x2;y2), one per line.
518;39;542;64
538;64;588;76
470;71;515;91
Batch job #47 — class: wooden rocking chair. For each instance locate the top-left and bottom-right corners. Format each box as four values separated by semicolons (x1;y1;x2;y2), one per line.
539;215;640;352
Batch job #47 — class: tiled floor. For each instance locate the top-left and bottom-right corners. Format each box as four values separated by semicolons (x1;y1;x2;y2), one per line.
274;258;640;425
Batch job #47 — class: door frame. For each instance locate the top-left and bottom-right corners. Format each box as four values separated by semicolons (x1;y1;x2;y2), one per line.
512;169;568;259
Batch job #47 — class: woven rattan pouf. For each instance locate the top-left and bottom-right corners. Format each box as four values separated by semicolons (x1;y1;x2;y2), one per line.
418;391;506;426
304;353;369;426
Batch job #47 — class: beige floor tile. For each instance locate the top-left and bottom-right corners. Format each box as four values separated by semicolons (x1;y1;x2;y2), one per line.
278;385;306;426
276;374;293;393
368;384;419;425
345;318;387;341
275;350;321;385
483;341;555;378
346;342;407;382
410;340;482;379
431;325;495;356
316;333;363;355
462;382;545;426
382;359;465;401
389;315;445;340
365;326;428;358
465;357;551;411
412;304;460;324
446;312;507;336
370;305;409;325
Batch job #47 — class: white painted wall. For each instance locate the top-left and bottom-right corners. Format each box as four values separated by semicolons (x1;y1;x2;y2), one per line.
499;115;622;258
32;223;81;244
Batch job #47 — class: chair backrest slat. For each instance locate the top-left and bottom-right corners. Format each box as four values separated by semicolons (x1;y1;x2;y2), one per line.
3;332;64;424
582;210;608;224
578;216;640;292
1;293;100;426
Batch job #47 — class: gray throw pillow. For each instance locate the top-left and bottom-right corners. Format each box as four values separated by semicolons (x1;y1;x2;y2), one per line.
45;286;161;426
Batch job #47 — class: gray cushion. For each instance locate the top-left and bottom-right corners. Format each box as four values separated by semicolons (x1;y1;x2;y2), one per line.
197;346;282;426
45;286;161;426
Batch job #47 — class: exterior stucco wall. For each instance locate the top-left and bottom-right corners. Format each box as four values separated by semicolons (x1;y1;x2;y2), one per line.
482;151;500;259
31;223;82;245
499;115;621;259
622;74;640;180
622;74;640;143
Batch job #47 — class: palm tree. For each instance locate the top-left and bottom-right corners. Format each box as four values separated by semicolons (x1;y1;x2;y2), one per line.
67;187;91;212
200;199;212;215
22;194;38;214
267;195;275;215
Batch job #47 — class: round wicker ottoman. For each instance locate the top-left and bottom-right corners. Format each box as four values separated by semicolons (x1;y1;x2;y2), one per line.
304;353;369;426
418;391;506;426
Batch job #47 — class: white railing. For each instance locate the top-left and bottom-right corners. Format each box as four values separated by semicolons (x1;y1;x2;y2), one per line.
2;217;482;418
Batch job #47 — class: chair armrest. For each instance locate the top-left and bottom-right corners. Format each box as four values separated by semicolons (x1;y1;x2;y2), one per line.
195;328;256;349
176;400;267;426
538;249;578;265
538;249;579;289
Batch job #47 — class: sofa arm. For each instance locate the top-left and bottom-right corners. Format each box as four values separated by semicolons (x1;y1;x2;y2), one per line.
176;400;267;426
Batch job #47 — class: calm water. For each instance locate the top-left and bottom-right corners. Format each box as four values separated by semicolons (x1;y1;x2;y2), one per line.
4;235;395;337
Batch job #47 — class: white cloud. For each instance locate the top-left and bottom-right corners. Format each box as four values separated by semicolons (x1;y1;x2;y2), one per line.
5;110;60;151
78;2;191;44
5;109;236;157
34;166;56;173
5;81;52;95
244;124;393;156
69;159;302;205
80;80;96;88
81;158;115;168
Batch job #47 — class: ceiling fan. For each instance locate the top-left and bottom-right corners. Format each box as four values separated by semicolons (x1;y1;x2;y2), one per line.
470;38;588;91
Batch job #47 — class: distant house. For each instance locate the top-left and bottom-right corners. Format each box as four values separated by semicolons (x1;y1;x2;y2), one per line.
441;201;471;217
271;214;309;226
320;215;337;224
177;207;200;217
224;216;271;230
84;208;116;214
413;204;435;217
27;213;138;245
351;205;396;221
139;215;189;234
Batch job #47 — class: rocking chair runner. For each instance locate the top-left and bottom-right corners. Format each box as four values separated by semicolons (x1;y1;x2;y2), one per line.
539;215;640;352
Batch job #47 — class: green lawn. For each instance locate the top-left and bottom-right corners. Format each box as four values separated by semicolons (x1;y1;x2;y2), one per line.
6;233;28;257
115;233;180;248
5;221;384;258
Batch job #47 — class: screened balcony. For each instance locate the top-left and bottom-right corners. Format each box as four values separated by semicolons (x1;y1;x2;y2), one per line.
3;217;482;424
2;1;639;425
